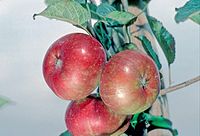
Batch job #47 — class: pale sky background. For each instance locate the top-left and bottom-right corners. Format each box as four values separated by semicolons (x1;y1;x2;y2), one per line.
0;0;199;136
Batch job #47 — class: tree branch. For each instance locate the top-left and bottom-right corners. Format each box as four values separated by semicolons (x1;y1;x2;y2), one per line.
160;75;200;95
168;64;172;86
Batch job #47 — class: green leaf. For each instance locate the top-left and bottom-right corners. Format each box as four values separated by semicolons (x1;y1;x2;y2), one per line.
189;11;200;24
136;35;162;70
144;114;172;129
94;22;112;50
107;0;117;4
130;113;178;136
142;113;178;136
175;0;200;24
130;113;140;129
34;0;90;29
118;43;138;52
75;0;86;4
105;11;137;27
0;96;10;108
81;3;98;20
59;130;72;136
45;0;62;5
96;3;116;16
123;43;138;50
148;16;175;64
93;22;115;59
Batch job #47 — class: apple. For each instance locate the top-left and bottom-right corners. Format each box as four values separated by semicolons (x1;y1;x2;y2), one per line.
43;33;106;100
65;95;127;136
110;117;131;136
100;50;160;115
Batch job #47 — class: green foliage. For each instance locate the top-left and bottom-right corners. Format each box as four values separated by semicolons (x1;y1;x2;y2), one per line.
130;113;178;136
59;130;72;136
37;0;180;135
148;16;176;64
189;11;200;24
82;3;98;20
75;0;86;4
93;22;116;59
136;35;162;70
121;43;138;51
130;113;140;129
45;0;62;5
105;11;137;27
0;96;10;108
175;0;200;25
35;0;138;31
96;3;116;16
34;0;90;30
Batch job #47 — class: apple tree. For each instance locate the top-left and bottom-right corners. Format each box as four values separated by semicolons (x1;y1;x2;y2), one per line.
33;0;200;135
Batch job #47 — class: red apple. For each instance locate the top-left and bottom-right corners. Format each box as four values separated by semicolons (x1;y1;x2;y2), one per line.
43;33;106;100
100;50;160;115
110;117;131;136
65;95;127;136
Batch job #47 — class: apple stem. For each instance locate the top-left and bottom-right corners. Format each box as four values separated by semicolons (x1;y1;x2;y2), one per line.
160;75;200;95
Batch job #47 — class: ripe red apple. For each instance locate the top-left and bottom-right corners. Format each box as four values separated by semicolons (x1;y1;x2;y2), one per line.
100;50;160;115
43;33;106;100
65;95;127;136
110;117;131;136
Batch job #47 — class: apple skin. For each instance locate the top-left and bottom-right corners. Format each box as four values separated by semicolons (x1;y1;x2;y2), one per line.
110;116;131;136
65;95;127;136
43;33;106;100
100;50;160;115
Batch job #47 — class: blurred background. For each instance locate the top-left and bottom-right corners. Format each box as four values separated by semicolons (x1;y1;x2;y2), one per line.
0;0;199;135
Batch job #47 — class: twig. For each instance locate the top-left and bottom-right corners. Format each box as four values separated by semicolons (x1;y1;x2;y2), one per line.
168;64;172;86
121;0;129;11
160;75;200;95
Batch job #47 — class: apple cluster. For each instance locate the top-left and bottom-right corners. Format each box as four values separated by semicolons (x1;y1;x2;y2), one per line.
42;33;160;136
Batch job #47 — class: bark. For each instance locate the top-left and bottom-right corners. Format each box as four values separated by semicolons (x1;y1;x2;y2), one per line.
161;76;200;95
